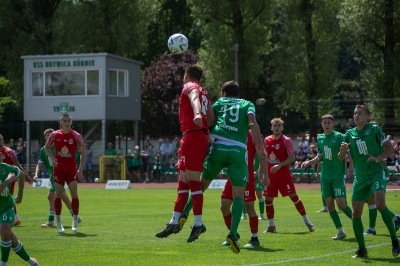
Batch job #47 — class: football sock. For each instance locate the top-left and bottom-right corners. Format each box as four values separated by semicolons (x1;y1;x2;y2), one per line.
343;205;353;219
48;211;55;222
265;200;274;219
338;227;344;234
302;215;310;224
71;198;79;215
291;195;306;216
258;197;265;215
223;213;232;230
69;209;74;217
182;187;205;216
169;212;181;225
249;215;258;235
322;196;327;210
368;204;377;229
329;209;343;229
188;180;203;226
173;180;190;213
379;207;399;241
268;219;275;227
230;196;244;238
54;198;62;216
352;218;366;251
1;240;11;263
12;241;30;261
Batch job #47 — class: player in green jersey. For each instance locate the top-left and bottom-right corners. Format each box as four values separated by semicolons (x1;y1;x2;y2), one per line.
301;114;353;240
179;81;267;253
0;163;39;265
362;121;400;236
339;105;399;258
33;128;81;228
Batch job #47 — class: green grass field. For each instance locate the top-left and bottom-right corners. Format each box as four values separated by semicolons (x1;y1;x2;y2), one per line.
8;187;400;265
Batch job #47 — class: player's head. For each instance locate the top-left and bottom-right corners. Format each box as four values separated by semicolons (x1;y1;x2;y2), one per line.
184;64;203;83
221;81;239;97
271;118;284;136
59;114;72;130
321;114;334;134
354;105;370;126
44;128;55;140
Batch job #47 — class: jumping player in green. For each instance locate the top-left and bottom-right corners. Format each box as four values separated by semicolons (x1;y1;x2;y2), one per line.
33;128;81;227
0;163;39;265
179;81;267;254
338;105;399;258
301;114;353;240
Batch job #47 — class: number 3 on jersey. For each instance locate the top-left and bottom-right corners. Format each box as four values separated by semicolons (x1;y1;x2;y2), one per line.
201;95;208;115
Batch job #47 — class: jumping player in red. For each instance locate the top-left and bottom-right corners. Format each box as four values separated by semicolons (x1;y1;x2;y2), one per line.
156;64;216;242
263;118;315;233
0;134;33;226
44;114;85;233
221;130;266;248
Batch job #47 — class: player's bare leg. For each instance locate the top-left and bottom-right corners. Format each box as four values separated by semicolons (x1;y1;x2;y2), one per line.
54;183;65;233
68;180;80;232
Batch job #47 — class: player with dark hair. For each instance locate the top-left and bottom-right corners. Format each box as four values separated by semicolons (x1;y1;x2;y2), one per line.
45;114;85;233
339;105;399;258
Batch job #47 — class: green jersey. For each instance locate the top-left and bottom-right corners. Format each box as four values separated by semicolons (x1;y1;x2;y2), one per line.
39;146;55;175
0;163;20;212
317;131;346;180
211;97;256;148
133;151;141;166
344;124;385;179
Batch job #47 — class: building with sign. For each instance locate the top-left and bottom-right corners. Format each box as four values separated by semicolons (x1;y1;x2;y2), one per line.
21;53;143;172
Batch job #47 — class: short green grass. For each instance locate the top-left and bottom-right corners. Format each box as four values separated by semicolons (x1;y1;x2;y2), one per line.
8;187;400;265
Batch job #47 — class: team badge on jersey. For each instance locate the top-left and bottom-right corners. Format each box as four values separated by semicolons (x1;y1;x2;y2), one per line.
0;169;5;176
69;139;73;144
365;130;370;135
332;138;336;143
275;144;280;149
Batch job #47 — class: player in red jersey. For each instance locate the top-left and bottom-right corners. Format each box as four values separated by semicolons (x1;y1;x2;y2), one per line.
156;64;216;242
220;130;266;248
263;118;314;233
0;134;33;226
44;114;85;233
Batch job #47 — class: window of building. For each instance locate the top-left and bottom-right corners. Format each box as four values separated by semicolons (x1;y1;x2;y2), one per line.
31;70;100;97
108;70;128;96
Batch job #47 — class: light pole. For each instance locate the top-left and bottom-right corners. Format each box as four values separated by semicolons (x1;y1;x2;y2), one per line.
353;57;362;103
256;98;266;135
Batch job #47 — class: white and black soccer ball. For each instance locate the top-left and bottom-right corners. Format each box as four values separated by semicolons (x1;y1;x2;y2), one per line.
167;33;189;54
94;178;100;183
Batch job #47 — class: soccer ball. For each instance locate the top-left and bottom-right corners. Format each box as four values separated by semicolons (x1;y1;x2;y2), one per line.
94;178;100;183
167;33;189;54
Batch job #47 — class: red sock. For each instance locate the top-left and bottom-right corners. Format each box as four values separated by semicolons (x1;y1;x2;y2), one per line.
291;195;306;216
249;215;258;234
188;180;203;215
174;180;190;212
223;213;232;230
265;200;274;219
71;198;79;215
55;198;62;215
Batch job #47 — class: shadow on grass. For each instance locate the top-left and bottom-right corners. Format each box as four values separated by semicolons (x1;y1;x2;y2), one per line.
243;246;284;253
274;232;311;235
56;227;97;238
360;257;400;264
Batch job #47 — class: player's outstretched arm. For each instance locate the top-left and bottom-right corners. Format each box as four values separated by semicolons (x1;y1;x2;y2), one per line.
338;142;349;161
33;161;43;182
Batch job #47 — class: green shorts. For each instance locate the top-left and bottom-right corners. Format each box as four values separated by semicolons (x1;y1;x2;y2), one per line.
0;206;15;226
49;174;66;193
352;172;386;201
255;174;264;191
321;178;347;199
202;143;248;187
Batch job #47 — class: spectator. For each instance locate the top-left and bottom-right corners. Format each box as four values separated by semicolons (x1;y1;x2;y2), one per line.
344;118;356;132
160;138;173;167
33;144;41;164
157;138;164;150
387;135;395;147
153;150;163;183
7;139;16;150
141;150;149;183
84;143;94;182
298;135;309;153
306;145;318;169
309;136;318;149
125;149;135;182
104;142;118;180
395;145;400;172
15;144;26;165
294;145;307;169
115;149;124;179
145;141;155;181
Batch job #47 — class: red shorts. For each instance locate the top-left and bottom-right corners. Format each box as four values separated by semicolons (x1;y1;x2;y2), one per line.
178;130;208;172
53;168;78;185
264;175;296;198
221;178;256;202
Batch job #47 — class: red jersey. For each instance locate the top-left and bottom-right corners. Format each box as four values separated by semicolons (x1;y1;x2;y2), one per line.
0;147;17;165
179;81;210;133
264;135;294;178
46;129;84;170
247;131;257;182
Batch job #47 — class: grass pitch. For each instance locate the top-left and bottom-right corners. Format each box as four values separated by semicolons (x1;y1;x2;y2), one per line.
9;187;400;265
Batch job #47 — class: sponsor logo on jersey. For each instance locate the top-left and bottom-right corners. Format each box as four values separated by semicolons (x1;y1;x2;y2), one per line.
268;152;280;164
219;123;238;132
58;146;72;157
356;139;368;155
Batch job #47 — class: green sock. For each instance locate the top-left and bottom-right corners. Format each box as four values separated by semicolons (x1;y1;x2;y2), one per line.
329;210;342;229
230;196;244;238
259;198;265;215
242;205;247;215
352;218;366;251
12;241;31;261
343;205;352;219
379;207;399;241
368;206;377;228
1;240;11;262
